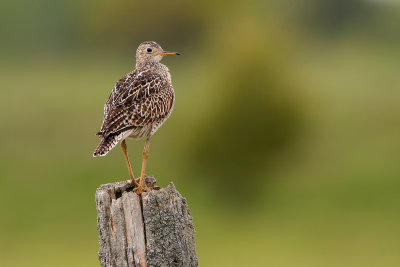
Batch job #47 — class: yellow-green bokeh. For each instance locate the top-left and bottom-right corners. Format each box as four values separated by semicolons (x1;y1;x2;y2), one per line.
1;0;400;266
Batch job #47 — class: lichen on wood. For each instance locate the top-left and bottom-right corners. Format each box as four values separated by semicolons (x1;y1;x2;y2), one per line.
95;178;198;267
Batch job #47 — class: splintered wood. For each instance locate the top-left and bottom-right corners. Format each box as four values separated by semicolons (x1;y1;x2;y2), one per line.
95;179;198;267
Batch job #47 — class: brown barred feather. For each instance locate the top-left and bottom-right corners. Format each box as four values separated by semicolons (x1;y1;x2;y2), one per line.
93;134;120;157
93;42;176;157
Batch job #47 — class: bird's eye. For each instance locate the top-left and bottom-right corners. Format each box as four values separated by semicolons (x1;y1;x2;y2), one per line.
146;48;152;53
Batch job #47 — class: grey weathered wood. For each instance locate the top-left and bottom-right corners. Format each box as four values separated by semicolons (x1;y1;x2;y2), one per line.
96;181;147;267
95;177;198;267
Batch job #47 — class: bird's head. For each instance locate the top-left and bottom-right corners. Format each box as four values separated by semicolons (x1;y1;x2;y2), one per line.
136;41;180;65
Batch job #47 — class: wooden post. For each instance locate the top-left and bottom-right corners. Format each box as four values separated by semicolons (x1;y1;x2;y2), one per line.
95;177;198;267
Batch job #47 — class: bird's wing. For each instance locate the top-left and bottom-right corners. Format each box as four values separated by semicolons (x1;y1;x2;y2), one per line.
97;69;173;137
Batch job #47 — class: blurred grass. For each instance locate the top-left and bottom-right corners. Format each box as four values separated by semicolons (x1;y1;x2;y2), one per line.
1;0;400;266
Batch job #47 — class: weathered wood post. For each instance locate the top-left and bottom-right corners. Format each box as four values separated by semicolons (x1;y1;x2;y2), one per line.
95;176;198;267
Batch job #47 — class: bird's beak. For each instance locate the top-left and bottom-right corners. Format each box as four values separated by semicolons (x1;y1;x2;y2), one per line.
160;51;180;56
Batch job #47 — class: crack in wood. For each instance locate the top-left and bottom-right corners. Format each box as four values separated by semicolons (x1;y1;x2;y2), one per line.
96;178;198;267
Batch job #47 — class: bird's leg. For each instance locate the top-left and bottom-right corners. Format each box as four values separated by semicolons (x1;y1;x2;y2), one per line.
135;136;151;195
121;140;138;186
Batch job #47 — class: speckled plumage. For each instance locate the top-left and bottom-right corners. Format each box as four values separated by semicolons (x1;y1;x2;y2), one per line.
94;41;177;157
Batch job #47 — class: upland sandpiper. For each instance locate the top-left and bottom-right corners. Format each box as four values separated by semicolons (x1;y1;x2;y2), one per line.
93;41;180;194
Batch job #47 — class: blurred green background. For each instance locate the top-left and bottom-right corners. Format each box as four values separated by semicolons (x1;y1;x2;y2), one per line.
1;0;400;266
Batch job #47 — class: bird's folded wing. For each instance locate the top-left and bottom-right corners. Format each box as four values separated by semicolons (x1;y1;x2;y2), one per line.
97;70;173;137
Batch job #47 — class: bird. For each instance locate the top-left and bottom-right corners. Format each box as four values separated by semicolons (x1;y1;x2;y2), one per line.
93;41;180;194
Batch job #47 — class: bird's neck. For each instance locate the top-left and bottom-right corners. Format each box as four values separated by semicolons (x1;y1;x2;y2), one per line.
136;61;165;69
135;62;170;82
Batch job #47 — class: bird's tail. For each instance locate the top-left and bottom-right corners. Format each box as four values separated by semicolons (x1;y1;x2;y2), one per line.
93;134;119;157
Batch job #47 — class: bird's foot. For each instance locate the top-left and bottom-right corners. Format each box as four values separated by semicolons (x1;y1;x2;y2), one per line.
133;181;147;195
133;174;147;195
134;186;146;195
133;175;155;195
